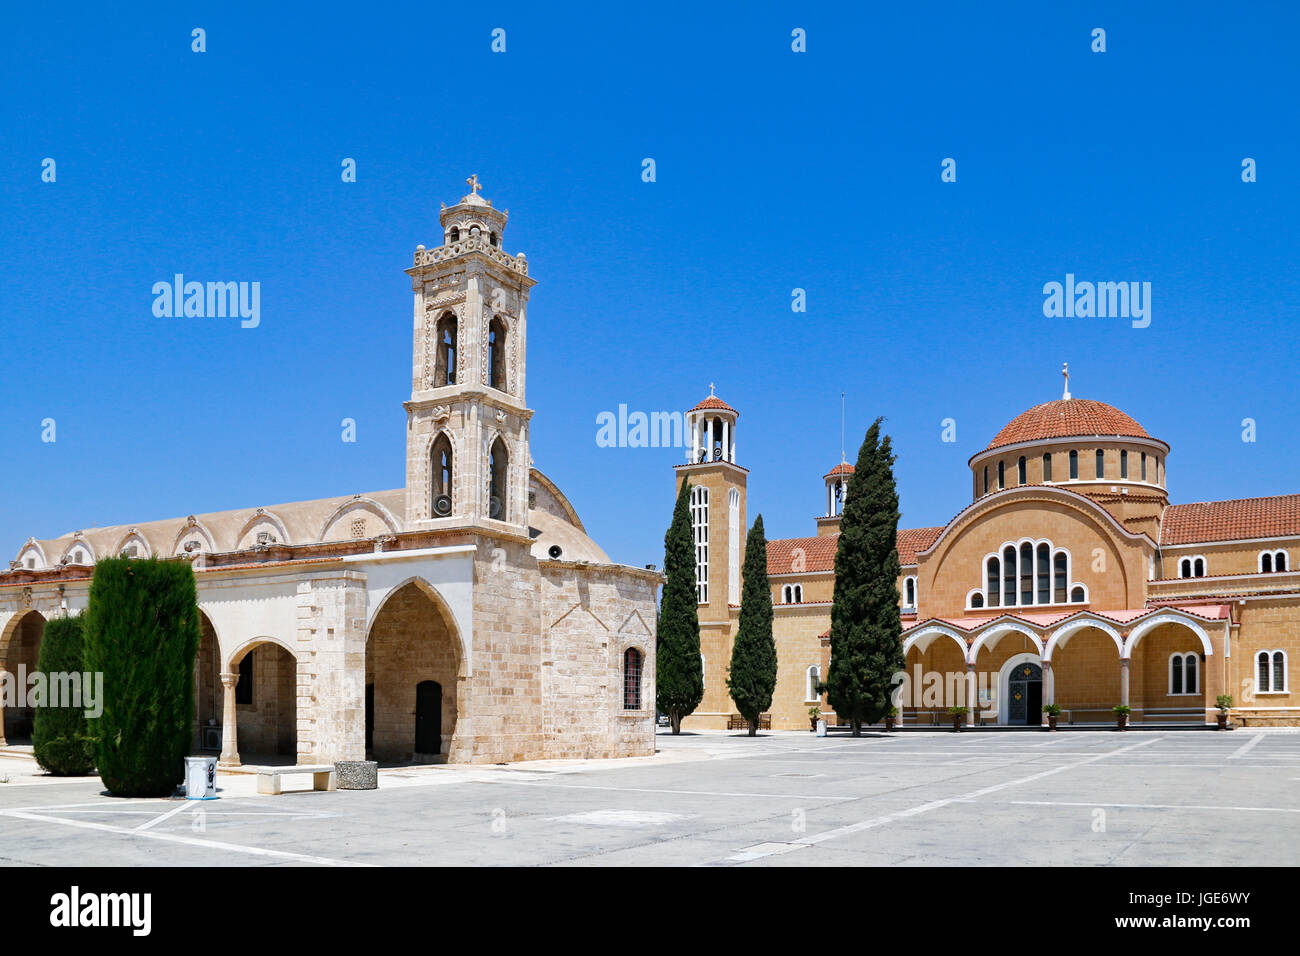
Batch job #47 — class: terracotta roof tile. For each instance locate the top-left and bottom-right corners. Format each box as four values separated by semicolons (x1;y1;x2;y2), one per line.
690;395;737;414
766;526;942;575
986;398;1150;450
823;463;855;480
1162;494;1300;545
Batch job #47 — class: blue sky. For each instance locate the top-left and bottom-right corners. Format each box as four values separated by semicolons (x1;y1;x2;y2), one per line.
2;2;1297;567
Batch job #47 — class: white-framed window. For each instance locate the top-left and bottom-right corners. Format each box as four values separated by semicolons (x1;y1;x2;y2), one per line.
902;575;917;609
780;584;803;603
1070;584;1087;603
1257;650;1288;694
691;485;709;604
1179;556;1207;579
981;539;1081;608
805;665;821;703
966;588;985;610
728;489;741;605
1169;651;1199;695
1259;549;1289;574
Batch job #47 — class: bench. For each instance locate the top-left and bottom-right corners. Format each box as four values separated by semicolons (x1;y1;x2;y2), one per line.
727;713;771;730
257;764;338;795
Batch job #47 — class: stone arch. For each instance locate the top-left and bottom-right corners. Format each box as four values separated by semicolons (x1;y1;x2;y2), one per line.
15;539;48;570
60;535;97;565
365;578;465;763
968;621;1044;664
171;517;217;556
1045;616;1123;661
192;609;222;752
0;609;46;742
1124;613;1212;660
318;496;402;543
223;637;298;761
902;624;969;660
234;510;291;550
112;529;151;560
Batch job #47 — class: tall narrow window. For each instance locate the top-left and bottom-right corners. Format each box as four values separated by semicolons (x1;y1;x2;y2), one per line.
434;312;457;386
1069;450;1079;479
1193;557;1205;577
1185;654;1198;694
983;466;989;495
623;648;643;710
904;577;916;607
1042;453;1052;482
1003;545;1017;606
997;461;1005;490
806;665;821;702
691;486;710;604
1180;558;1192;578
487;316;507;391
793;584;803;603
1054;551;1067;603
1171;654;1184;694
488;437;508;520
1262;553;1274;574
1279;552;1289;572
1258;651;1271;692
1141;452;1147;481
1017;456;1027;485
430;434;454;517
728;489;741;605
1037;543;1050;604
1019;543;1033;604
987;556;1000;608
1273;651;1286;692
1095;449;1105;478
1120;449;1128;478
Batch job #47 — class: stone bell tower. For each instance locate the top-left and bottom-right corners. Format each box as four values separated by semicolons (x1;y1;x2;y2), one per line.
404;175;536;534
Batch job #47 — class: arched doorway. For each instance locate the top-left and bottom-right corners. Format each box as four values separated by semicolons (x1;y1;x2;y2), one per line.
1;610;46;743
227;641;298;764
193;612;221;752
366;580;461;763
1000;656;1042;725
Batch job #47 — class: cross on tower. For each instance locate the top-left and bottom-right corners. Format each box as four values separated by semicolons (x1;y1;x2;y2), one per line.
709;382;715;396
1062;362;1071;400
466;173;482;195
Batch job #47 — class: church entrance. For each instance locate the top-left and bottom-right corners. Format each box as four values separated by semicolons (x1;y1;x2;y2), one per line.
1007;661;1043;725
415;681;442;755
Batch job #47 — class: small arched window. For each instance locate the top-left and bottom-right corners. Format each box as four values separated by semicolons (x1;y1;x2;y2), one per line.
1069;450;1079;479
623;648;643;710
1170;652;1198;695
1193;557;1206;578
1070;585;1086;603
1280;552;1290;572
997;461;1005;490
1179;558;1192;578
448;226;460;243
1017;456;1027;485
1042;453;1052;482
793;584;803;603
434;312;457;386
490;231;498;247
805;665;821;702
430;434;454;517
1095;449;1105;479
782;585;792;603
969;590;985;609
1262;552;1274;574
1120;449;1128;479
1260;550;1288;573
488;437;508;520
903;576;916;608
488;316;507;391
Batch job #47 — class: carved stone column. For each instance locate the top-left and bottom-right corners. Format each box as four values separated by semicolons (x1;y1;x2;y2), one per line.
218;672;240;768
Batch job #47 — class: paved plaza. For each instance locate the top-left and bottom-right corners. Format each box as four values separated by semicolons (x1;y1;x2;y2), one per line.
0;729;1296;867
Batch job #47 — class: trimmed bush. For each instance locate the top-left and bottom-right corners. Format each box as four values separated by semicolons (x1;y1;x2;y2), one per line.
83;558;200;797
31;615;96;776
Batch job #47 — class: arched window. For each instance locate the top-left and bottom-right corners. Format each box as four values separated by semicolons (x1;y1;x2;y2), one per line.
1257;650;1288;693
1019;542;1033;605
1042;453;1052;482
986;555;1000;607
1280;552;1290;572
1003;545;1017;606
1170;652;1198;695
1017;456;1026;485
969;590;985;609
983;466;989;495
1262;552;1274;574
623;648;643;709
997;461;1005;490
1120;449;1128;479
1095;449;1105;478
1070;585;1086;603
1053;551;1067;603
793;584;803;603
434;312;457;386
448;226;460;242
488;316;507;391
903;576;916;608
1260;550;1288;573
1036;543;1050;604
1179;558;1192;578
1069;450;1079;479
488;437;508;520
489;231;498;247
691;486;709;604
805;665;821;702
1141;452;1148;481
430;434;454;517
1193;557;1205;578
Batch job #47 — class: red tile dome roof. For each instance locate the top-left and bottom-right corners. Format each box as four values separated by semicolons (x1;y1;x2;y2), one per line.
985;399;1151;451
690;395;737;414
823;463;855;480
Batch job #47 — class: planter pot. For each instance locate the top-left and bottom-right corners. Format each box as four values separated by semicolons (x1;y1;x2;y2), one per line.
1116;714;1128;731
951;717;963;732
809;719;818;732
1047;715;1059;731
885;717;896;732
1217;713;1229;730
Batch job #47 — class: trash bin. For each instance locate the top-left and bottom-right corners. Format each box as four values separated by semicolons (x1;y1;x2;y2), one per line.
184;755;219;800
815;719;827;737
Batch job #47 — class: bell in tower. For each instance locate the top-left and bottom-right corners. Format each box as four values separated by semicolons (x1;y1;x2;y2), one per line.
403;176;537;533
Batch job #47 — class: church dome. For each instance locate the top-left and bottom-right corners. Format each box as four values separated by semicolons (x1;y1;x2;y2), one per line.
985;399;1150;451
823;462;854;480
690;394;737;415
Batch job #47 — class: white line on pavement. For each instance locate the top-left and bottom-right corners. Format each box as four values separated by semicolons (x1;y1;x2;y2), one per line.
1010;799;1300;814
501;781;858;800
136;802;194;831
1228;734;1266;760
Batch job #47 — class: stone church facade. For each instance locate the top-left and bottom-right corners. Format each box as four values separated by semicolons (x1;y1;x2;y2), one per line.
0;178;660;766
682;372;1300;730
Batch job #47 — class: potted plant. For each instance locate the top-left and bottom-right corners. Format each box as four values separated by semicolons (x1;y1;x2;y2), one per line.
808;706;821;732
1113;704;1131;730
947;706;968;732
1215;695;1233;730
885;705;898;732
1042;702;1061;731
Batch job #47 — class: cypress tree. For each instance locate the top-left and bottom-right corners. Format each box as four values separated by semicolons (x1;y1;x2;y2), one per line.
825;418;905;736
727;515;777;736
83;557;200;796
31;615;96;776
656;479;703;734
